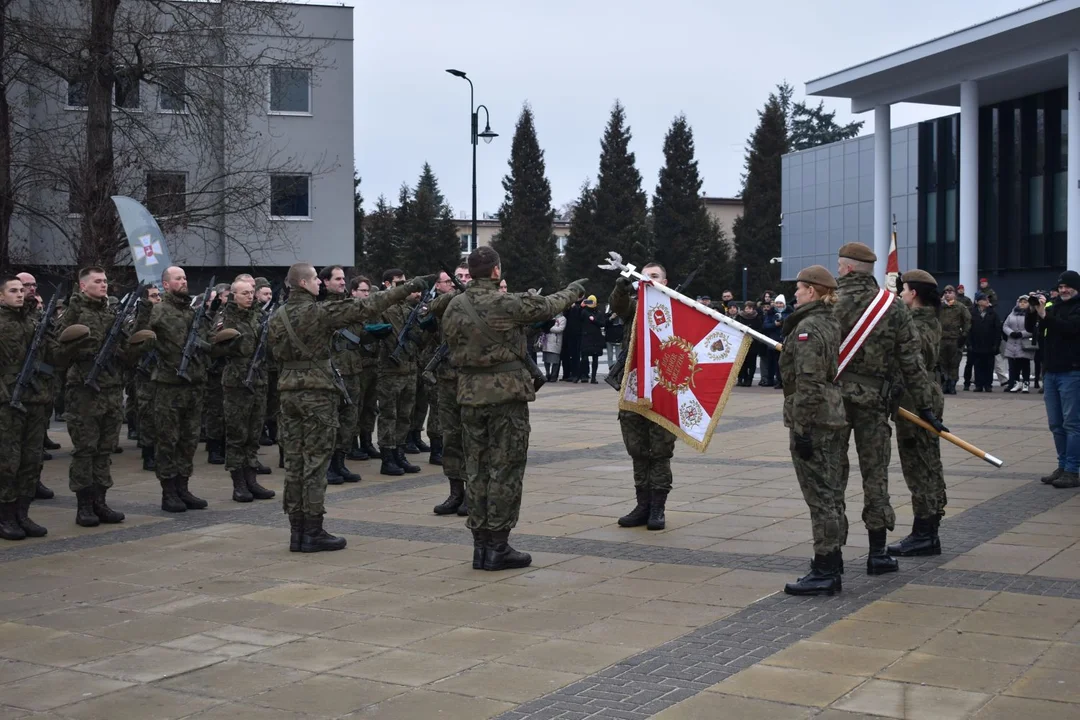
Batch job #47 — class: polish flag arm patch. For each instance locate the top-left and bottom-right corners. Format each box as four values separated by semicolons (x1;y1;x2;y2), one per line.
797;333;809;341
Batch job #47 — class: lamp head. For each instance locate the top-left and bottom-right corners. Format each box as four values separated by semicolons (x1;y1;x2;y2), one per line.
445;69;467;78
478;123;498;144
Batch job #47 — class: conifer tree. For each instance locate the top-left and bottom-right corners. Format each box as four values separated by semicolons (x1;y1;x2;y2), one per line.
365;194;400;280
396;163;461;278
563;181;601;289
492;103;558;291
353;170;365;268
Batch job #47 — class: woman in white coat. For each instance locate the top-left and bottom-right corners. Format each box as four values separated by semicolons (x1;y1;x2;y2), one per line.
1002;295;1036;393
541;314;567;381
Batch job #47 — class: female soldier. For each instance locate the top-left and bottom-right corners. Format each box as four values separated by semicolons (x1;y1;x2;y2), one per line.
888;270;947;557
781;266;848;596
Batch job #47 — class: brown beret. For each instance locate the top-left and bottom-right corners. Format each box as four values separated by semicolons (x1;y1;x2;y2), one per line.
129;329;156;345
838;242;877;263
796;265;838;290
58;324;91;343
902;269;937;287
211;328;240;344
943;284;956;292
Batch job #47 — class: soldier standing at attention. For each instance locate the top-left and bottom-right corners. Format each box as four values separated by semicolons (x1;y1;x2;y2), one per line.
780;266;848;596
253;278;280;452
611;263;677;532
346;275;385;463
134;285;161;471
443;247;584;570
203;282;231;465
833;243;946;575
318;265;363;484
270;263;432;552
220;279;276;503
376;268;423;476
17;272;58;496
889;271;948;557
938;285;970;395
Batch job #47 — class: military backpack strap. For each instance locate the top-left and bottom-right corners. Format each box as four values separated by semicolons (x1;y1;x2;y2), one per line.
278;305;318;361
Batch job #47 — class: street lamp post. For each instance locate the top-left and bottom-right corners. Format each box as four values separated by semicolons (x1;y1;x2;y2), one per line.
446;69;497;252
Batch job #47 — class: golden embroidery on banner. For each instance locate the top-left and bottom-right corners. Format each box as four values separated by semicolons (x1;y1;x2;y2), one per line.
648;303;671;335
680;400;705;429
652;336;700;394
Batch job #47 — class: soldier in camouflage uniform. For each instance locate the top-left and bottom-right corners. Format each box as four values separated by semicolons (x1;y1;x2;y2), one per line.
939;285;970;395
202;282;231;465
889;270;948;557
833;243;947;575
17;273;58;497
780;266;848;596
610;264;677;532
58;267;154;527
254;279;281;460
346;275;385;463
319;265;363;484
407;334;436;456
443;246;584;571
220;279;276;503
133;285;161;471
269;262;430;552
376;268;424;476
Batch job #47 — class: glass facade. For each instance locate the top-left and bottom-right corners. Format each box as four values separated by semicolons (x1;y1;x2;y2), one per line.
918;87;1069;273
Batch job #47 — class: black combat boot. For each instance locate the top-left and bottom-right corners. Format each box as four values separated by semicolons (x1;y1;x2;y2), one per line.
255;461;271;475
867;529;899;575
457;496;469;517
260;424;274;446
404;431;421;455
75;488;100;527
42;451;52;461
484;529;532;571
231;469;254;503
301;514;347;553
784;553;842;596
43;435;60;451
92;487;124;524
141;445;156;472
336;451;362;483
160;479;187;513
830;549;845;575
396;446;421;473
429;436;443;466
433;479;465;515
0;503;26;541
347;436;369;461
127;419;138;441
207;440;225;465
245;467;276;500
887;516;941;557
413;431;431;453
360;432;380;460
380;448;404;476
289;512;304;552
267;419;279;445
647;490;668;531
34;480;54;500
617;488;651;527
175;477;208;510
326;454;345;485
471;528;488;569
15;497;47;537
278;445;285;469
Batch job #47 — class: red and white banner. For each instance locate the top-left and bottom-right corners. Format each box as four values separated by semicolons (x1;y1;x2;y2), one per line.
618;281;751;452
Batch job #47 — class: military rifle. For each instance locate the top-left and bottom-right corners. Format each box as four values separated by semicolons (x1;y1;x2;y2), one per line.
243;293;278;392
388;284;436;365
85;281;148;392
177;275;216;382
10;287;62;412
421;266;468;385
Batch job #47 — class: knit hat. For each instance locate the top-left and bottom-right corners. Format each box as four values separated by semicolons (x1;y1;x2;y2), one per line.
974;292;987;302
902;269;937;287
796;265;838;289
774;294;787;306
1058;270;1080;292
838;242;877;263
582;295;597;308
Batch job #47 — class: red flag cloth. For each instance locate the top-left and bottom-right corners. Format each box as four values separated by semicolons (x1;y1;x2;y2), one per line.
617;281;751;452
885;230;899;293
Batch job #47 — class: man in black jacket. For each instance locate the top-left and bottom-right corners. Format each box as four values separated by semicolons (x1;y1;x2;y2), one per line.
1035;270;1080;488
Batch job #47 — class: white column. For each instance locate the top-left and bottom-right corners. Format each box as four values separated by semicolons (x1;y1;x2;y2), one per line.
874;104;891;282
1069;51;1080;270
959;80;979;293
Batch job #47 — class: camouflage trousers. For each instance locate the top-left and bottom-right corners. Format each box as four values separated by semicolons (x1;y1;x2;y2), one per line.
461;401;530;532
265;370;279;423
154;382;204;481
135;376;155;449
415;376;440;436
437;377;464;481
897;407;948;519
204;371;224;443
358;369;379;434
841;397;896;532
0;403;47;502
280;389;338;516
335;372;374;451
377;372;415;448
224;386;267;471
618;410;676;491
791;427;849;555
940;342;962;382
65;385;123;492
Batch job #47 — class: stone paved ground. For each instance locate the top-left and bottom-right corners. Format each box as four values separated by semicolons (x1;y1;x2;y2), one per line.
0;380;1077;719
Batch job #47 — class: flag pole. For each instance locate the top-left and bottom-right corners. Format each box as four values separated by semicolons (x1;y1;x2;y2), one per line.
598;251;1005;468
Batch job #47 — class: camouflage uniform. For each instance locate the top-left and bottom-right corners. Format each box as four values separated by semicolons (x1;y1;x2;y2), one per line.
412;334;439;441
427;291;466;506
220;301;266;472
939;301;971;383
833;272;936;533
896;306;947;519
202;285;230;456
780;300;849;555
442;278;578;532
25;299;57;491
133;301;157;455
377;299;420;450
322;291;366;458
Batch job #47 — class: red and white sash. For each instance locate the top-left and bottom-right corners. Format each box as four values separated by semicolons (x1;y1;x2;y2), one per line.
837;288;894;376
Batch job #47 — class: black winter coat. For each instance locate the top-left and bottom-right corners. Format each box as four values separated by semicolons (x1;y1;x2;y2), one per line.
579;306;606;356
968;307;1002;355
1039;294;1080;373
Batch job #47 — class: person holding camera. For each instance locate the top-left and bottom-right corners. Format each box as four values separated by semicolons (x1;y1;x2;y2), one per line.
1034;271;1080;488
1002;295;1036;393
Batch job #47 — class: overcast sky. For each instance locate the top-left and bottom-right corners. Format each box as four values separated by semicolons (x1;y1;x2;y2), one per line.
350;0;1031;217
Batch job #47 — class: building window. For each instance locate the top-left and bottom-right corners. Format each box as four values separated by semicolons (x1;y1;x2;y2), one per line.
270;174;310;218
157;67;186;112
556;235;568;256
270;68;311;114
145;172;186;217
459;233;474;255
114;70;140;109
66;76;88;108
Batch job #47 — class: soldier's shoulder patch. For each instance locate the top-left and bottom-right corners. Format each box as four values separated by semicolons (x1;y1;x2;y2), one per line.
797;333;810;341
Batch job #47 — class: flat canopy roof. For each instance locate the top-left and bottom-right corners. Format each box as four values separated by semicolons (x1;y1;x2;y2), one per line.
807;0;1080;112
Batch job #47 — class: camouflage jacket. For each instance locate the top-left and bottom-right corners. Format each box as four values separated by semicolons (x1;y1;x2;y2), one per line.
57;292;132;390
834;272;934;411
939;301;971;343
900;306;944;415
426;290;459;381
0;304;60;406
220;301;263;389
378;297;422;376
269;283;415;394
779;300;847;435
980;286;999;307
323;291;369;377
608;280;635;354
150;291;214;386
443;278;577;406
956;293;973;309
